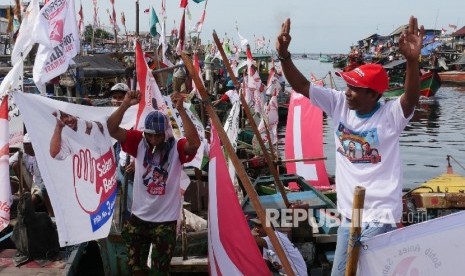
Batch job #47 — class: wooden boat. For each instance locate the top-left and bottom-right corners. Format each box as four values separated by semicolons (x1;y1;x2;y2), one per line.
437;70;465;86
242;174;338;273
383;71;442;99
402;155;465;226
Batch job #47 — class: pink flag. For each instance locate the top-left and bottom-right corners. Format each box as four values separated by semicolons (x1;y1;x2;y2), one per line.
285;91;330;189
134;40;167;129
0;96;12;231
208;124;271;276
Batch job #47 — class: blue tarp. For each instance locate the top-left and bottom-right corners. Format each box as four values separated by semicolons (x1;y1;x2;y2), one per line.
423;34;436;45
421;41;443;56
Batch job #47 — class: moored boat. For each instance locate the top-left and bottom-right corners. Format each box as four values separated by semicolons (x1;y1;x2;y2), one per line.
383;70;442;99
402;155;465;226
437;70;465;86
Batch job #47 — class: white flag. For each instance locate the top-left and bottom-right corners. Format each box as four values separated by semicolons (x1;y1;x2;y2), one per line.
11;0;40;65
32;0;80;92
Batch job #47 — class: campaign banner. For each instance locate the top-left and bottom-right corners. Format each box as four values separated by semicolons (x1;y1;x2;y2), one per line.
0;96;11;231
13;92;134;246
358;211;465;275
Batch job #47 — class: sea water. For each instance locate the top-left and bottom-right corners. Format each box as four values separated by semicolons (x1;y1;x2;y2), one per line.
278;58;465;189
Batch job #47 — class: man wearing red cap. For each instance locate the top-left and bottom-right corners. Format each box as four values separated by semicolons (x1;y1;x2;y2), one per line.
276;16;424;276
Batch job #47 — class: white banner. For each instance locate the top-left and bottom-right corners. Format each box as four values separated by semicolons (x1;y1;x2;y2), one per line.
358;211;465;275
32;0;80;90
13;92;135;246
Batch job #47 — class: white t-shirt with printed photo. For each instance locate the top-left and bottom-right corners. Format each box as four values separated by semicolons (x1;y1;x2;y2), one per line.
309;84;413;223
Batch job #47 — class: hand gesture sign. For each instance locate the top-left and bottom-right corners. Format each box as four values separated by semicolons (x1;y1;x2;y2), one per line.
123;90;141;107
171;92;186;110
399;16;425;62
276;18;292;58
73;149;102;213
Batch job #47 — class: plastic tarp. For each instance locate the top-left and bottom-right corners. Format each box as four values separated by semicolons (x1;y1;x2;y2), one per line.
421;41;442;56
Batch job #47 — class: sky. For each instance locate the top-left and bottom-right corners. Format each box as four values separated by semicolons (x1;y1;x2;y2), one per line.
11;0;465;54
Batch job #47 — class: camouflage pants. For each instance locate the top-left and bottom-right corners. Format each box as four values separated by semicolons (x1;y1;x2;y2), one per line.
121;214;177;275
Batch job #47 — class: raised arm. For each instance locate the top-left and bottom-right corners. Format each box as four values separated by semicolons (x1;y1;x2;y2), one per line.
399;16;425;117
172;92;200;155
276;18;310;97
50;118;65;158
107;90;140;143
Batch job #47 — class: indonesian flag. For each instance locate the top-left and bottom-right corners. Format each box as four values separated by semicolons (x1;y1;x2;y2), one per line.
32;0;80;93
246;46;264;114
11;0;39;65
0;96;12;232
265;67;280;97
176;9;186;55
109;0;118;33
192;9;205;33
285;91;330;189
191;53;203;98
208;124;271;276
134;40;167;129
252;95;279;154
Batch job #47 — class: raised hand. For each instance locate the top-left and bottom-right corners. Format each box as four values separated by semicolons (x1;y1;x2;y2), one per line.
276;18;292;58
399;16;425;62
171;92;186;110
73;149;102;214
123;90;141;106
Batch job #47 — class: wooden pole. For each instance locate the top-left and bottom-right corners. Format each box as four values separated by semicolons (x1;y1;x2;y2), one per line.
345;186;366;276
212;30;290;208
180;52;295;276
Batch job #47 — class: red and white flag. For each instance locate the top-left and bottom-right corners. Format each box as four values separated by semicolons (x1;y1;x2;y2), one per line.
134;40;166;129
191;53;203;98
246;46;264;114
285;91;330;189
32;0;80;93
176;9;186;55
0;96;12;232
180;0;188;8
92;0;99;28
208;124;271;276
192;9;205;33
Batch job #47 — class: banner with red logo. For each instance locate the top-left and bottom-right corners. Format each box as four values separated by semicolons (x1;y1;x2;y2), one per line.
285;91;330;189
358;211;465;275
32;0;80;92
13;92;136;246
208;124;271;276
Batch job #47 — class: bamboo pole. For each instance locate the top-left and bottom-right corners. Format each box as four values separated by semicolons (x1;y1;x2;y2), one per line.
180;52;295;276
212;31;290;208
345;186;366;276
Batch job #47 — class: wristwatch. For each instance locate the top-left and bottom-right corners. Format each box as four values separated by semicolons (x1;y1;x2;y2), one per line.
278;52;291;61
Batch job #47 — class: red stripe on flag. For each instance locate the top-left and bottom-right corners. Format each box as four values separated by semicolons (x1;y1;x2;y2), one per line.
208;124;271;275
135;41;147;128
0;96;8;120
284;92;330;189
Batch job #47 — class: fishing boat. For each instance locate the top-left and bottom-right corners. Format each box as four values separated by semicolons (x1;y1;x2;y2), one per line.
383;70;442;99
402;155;465;226
319;54;333;63
242;174;338;273
437;70;465;86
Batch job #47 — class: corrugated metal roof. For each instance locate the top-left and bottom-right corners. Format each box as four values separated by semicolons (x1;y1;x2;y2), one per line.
73;54;126;78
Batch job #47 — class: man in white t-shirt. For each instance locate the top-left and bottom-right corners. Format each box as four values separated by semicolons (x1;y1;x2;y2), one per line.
107;90;200;275
276;16;425;276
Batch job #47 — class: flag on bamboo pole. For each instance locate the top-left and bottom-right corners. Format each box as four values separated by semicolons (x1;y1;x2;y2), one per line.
92;0;99;28
0;96;11;232
11;0;39;65
150;7;159;37
284;91;330;189
208;124;271;276
246;45;264;114
191;53;203;98
192;9;205;33
109;0;118;32
32;0;80;93
161;0;167;20
180;0;188;8
176;9;186;55
159;19;174;67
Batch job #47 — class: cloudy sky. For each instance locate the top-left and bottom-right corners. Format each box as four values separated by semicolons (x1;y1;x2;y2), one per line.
71;0;465;54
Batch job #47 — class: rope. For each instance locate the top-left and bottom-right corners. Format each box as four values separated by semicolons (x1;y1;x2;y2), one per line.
448;155;465;172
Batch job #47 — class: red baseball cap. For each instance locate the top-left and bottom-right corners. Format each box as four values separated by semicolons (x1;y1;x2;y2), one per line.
335;64;389;94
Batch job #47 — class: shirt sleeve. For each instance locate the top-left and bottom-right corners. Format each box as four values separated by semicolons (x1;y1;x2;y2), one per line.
309;83;344;118
177;137;197;164
220;94;230;102
121;129;143;157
